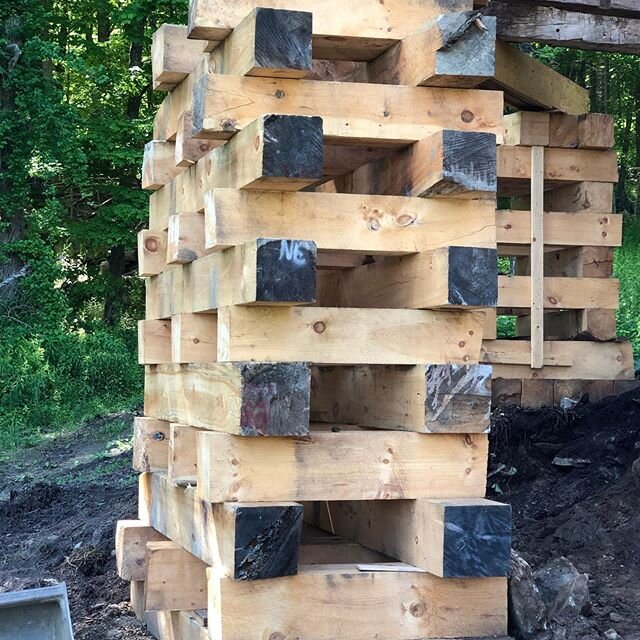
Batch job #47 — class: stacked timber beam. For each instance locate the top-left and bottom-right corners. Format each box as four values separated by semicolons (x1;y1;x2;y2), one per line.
480;0;640;55
117;2;515;639
488;110;637;408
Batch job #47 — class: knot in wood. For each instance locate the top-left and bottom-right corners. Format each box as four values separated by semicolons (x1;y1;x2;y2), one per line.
313;321;326;334
269;633;285;640
144;237;158;252
410;602;425;617
461;110;474;123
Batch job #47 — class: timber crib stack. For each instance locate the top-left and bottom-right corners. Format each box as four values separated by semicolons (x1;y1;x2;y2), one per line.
488;110;637;408
116;2;515;639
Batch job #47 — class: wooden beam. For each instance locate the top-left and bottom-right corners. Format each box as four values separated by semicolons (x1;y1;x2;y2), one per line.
145;266;182;320
346;130;497;199
315;247;498;309
481;339;634;379
147;239;317;316
205;189;497;255
133;417;170;473
489;40;589;114
138;229;167;277
149;184;175;231
367;12;496;88
207;565;508;640
171;313;217;364
196;429;489;502
209;8;312;78
305;498;512;577
530;145;545;369
486;3;640;55
115;520;167;581
578;113;615;149
217;306;486;365
544;181;614;213
166;213;205;264
191;73;505;144
498;146;619;187
139;472;303;580
310;364;493;433
506;0;640;18
175;111;221;168
515;308;618;341
168;424;201;485
151;24;208;91
498;275;619;310
144;362;311;435
188;0;475;61
202;114;324;191
142;141;180;191
503;111;550;147
145;541;208;611
138;319;171;365
497;210;622;250
503;111;615;150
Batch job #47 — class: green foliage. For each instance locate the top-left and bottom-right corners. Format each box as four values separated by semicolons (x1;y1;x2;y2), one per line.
616;216;640;359
0;0;186;451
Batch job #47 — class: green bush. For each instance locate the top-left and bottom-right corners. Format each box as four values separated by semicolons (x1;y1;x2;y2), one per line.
0;324;142;452
616;215;640;360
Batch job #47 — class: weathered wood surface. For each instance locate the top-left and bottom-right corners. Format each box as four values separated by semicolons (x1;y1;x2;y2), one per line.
311;364;492;433
197;429;489;502
133;417;170;473
485;3;640;54
209;8;312;78
504;112;614;149
488;41;589;114
189;0;474;60
139;472;303;580
115;520;167;581
145;541;208;611
345;130;497;199
207;565;508;640
306;498;512;578
315;247;499;309
490;0;640;19
151;24;208;91
367;11;496;88
481;340;635;380
144;362;311;435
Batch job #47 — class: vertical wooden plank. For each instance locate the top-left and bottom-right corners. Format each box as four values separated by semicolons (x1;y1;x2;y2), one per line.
530;146;545;369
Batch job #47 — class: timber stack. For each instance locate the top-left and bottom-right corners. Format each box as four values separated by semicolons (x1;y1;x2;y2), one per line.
116;1;515;638
488;109;636;408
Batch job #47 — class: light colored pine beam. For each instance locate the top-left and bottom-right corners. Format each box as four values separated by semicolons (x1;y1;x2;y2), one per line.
207;565;508;640
196;428;489;502
191;73;505;144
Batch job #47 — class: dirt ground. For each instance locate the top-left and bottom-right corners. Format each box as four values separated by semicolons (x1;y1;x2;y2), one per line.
1;390;640;639
0;411;153;639
490;388;640;639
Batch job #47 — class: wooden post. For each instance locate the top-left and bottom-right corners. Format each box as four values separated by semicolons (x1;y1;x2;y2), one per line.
530;146;545;369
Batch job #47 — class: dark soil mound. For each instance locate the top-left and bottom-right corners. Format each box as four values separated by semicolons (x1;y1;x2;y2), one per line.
490;388;640;639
